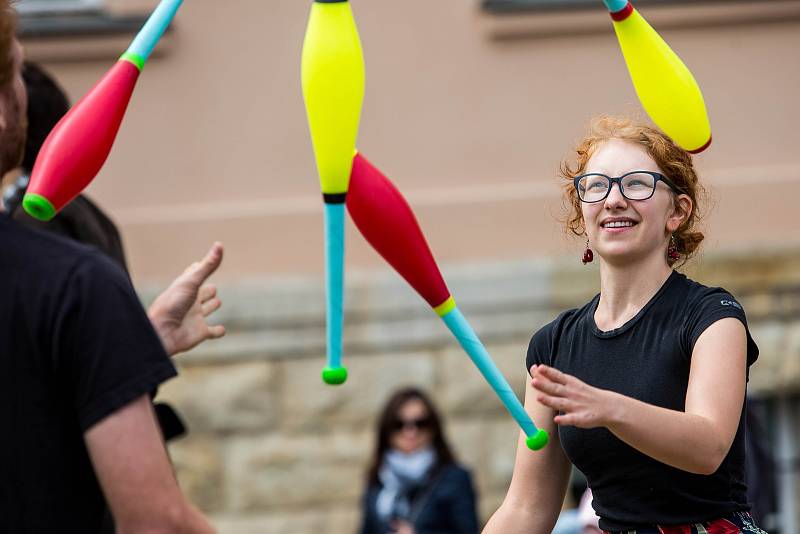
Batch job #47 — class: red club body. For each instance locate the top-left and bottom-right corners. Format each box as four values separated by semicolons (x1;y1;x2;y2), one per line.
347;152;451;309
26;60;141;218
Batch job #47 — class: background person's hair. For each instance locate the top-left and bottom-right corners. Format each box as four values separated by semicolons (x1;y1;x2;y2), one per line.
366;387;456;485
559;115;705;267
21;62;70;174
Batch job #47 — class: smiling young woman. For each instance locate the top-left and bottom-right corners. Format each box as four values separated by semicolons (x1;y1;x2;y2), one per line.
562;116;705;270
483;116;765;534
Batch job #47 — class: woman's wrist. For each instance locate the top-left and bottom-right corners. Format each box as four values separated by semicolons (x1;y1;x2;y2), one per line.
600;389;626;429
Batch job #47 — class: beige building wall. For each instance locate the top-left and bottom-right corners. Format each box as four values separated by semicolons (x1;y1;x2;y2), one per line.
20;0;800;285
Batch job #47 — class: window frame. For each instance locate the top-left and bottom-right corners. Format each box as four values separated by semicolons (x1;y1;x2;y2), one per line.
482;0;743;15
16;0;106;16
17;0;150;39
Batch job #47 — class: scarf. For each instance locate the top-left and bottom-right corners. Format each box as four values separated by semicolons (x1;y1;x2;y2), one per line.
375;447;437;523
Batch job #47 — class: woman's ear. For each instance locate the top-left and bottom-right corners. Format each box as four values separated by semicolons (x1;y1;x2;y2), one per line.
667;194;693;233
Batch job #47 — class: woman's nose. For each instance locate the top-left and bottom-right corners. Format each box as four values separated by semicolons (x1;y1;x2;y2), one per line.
604;182;627;208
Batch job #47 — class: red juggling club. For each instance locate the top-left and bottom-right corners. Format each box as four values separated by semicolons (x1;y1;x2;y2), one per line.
347;152;548;450
22;0;183;221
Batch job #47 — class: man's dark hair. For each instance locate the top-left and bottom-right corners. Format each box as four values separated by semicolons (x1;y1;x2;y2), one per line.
0;1;15;88
21;61;70;173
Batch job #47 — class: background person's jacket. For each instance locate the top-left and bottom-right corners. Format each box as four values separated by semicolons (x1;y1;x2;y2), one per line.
359;463;479;534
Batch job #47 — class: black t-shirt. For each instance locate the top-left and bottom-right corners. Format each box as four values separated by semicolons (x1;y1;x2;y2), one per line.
8;194;186;444
11;193;129;273
526;271;759;531
0;217;177;533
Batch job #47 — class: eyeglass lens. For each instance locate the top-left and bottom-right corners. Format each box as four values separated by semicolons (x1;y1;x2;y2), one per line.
578;173;657;202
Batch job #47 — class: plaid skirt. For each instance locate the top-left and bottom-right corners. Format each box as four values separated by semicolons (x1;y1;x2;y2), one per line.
603;511;768;534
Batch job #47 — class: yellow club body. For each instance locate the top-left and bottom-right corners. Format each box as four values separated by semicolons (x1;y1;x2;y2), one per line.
612;7;712;153
302;0;365;195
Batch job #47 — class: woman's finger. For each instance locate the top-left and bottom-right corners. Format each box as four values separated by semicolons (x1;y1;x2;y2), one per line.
538;364;569;384
540;393;574;412
554;413;574;426
536;394;554;409
532;376;565;397
537;393;561;410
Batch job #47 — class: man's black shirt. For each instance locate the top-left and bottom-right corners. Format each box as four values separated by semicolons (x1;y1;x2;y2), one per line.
527;271;759;531
0;217;177;533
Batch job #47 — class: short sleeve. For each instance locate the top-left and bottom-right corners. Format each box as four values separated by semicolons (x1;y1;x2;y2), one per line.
526;310;574;375
53;253;177;432
526;325;553;374
682;289;759;368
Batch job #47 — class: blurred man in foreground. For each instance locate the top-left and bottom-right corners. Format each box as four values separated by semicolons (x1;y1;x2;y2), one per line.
0;3;218;532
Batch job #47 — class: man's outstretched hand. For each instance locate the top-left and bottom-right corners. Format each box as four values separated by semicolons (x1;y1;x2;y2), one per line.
148;242;226;356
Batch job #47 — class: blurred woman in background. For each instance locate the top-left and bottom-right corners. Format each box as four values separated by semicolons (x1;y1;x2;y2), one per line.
360;387;478;534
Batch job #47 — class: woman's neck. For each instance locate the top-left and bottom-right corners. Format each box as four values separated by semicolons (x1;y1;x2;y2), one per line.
595;254;673;331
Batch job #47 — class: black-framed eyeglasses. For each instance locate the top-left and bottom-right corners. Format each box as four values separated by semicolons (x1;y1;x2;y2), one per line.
574;171;684;203
391;417;431;432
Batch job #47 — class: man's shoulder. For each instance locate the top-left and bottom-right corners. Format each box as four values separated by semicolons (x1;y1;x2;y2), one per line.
1;216;117;279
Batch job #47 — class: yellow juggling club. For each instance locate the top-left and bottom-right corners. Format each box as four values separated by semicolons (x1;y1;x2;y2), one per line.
301;0;365;385
604;0;712;153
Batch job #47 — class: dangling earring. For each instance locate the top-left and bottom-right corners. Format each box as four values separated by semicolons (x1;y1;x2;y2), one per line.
667;234;680;262
582;239;594;265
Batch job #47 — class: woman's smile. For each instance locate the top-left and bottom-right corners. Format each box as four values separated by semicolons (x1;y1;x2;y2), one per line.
599;216;639;234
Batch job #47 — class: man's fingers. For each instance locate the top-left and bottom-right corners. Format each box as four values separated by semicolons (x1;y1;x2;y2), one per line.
199;284;217;303
187;242;224;284
183;261;200;276
201;297;222;316
207;324;225;339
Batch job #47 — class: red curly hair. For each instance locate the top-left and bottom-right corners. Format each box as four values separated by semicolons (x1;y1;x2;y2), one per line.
560;116;705;267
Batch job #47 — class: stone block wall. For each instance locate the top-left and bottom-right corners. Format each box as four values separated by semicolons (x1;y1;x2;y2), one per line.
148;249;800;533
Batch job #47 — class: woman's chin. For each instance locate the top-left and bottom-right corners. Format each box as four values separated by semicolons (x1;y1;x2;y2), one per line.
596;247;639;265
393;442;422;454
598;246;670;268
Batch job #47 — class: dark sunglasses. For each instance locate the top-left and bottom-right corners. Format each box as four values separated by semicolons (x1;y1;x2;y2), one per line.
391;417;431;432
